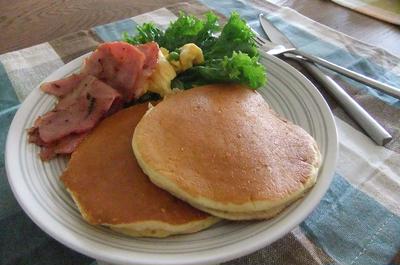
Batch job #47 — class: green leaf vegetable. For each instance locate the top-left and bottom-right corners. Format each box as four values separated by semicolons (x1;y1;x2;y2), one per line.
162;11;220;51
173;52;266;89
122;23;163;45
203;12;258;60
123;11;266;89
124;11;219;51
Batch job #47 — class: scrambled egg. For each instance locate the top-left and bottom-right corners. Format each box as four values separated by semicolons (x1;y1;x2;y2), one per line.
144;50;176;97
169;43;204;73
145;43;204;96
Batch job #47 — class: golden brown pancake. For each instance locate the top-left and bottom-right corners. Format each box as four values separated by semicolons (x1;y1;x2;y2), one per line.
132;84;321;220
61;103;219;237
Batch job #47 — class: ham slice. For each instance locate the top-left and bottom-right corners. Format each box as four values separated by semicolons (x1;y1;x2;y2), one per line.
40;42;159;101
30;41;160;160
40;73;85;97
36;75;121;143
137;42;159;74
133;42;160;99
82;41;159;101
29;121;89;161
29;75;121;160
39;133;89;161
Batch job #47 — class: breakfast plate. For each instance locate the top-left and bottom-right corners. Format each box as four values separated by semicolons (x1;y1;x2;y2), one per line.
5;52;338;265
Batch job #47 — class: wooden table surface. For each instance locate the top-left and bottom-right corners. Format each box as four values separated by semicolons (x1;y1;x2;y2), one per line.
1;0;399;57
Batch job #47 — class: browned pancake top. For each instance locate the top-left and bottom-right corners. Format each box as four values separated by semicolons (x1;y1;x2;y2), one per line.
134;84;320;205
61;103;210;225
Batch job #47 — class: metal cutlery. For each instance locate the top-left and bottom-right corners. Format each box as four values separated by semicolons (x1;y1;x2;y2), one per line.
258;14;400;100
257;14;392;145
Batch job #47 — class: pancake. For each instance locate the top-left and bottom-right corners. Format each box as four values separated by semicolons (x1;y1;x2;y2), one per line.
189;195;306;220
61;103;219;238
196;204;287;220
132;84;321;220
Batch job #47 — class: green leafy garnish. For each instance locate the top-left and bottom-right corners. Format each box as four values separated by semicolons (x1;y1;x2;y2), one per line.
122;23;163;45
162;11;219;51
173;52;266;89
123;12;219;51
204;12;258;60
123;11;266;90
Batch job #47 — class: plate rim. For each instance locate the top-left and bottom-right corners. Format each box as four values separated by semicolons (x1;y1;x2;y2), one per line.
5;52;338;265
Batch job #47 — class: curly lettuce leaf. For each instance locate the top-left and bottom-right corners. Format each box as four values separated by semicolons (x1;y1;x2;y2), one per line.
204;12;258;60
123;11;258;60
173;52;266;89
123;11;266;90
122;23;164;45
162;11;219;51
124;12;219;51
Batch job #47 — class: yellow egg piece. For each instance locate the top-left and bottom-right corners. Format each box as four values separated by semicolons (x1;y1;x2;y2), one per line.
143;50;176;97
171;43;204;73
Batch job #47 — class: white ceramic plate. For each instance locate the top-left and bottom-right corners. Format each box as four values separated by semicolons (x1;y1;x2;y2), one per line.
5;53;337;265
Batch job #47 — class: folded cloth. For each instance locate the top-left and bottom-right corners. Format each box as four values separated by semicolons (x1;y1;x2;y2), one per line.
0;1;399;265
331;0;400;25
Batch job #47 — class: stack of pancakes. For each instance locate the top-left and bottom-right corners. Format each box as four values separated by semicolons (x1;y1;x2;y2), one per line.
61;84;321;237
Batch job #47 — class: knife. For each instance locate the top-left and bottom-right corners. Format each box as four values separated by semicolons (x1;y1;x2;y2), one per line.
259;13;392;146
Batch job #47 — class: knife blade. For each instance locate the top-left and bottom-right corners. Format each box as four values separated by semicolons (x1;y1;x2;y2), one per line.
259;13;392;146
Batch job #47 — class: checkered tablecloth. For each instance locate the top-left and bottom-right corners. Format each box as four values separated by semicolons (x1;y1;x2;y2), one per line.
1;1;399;264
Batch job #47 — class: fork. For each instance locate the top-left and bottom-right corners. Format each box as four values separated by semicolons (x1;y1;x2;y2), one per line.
253;35;400;100
253;34;393;146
